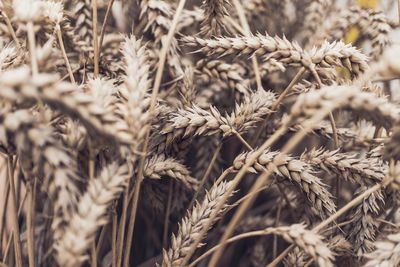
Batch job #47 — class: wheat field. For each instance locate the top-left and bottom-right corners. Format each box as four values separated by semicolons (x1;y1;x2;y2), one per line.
0;0;400;266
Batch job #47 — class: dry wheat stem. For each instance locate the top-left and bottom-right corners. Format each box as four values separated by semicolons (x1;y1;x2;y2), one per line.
188;143;222;208
27;22;38;76
231;0;262;89
123;1;187;265
56;25;76;83
0;177;10;253
162;180;174;247
251;67;306;146
92;0;99;77
99;0;115;49
6;156;22;267
26;181;35;267
2;10;21;49
2;184;27;265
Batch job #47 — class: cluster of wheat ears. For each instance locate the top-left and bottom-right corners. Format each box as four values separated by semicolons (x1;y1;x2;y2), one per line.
1;0;400;266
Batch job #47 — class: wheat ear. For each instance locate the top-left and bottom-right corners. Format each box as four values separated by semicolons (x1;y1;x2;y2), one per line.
161;180;235;266
364;232;400;267
302;148;385;185
55;162;129;267
233;149;336;218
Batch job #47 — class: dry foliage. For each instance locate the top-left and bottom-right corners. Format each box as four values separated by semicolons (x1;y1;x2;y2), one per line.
0;0;400;266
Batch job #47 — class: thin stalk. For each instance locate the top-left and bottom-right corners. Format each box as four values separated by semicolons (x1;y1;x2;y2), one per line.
275;183;295;219
96;225;108;256
237;132;296;217
273;67;307;111
398;0;400;24
215;168;233;185
123;0;187;265
91;242;97;267
92;0;99;77
89;148;97;267
56;26;75;83
328;112;339;148
233;131;252;151
273;203;282;259
328;111;340;205
6;157;22;267
2;11;21;49
111;203;118;267
116;186;128;267
0;178;10;256
188;143;222;208
26;182;35;267
266;245;293;267
231;0;262;89
3;190;27;264
27;22;38;76
251;67;306;147
99;0;115;49
162;180;173;247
